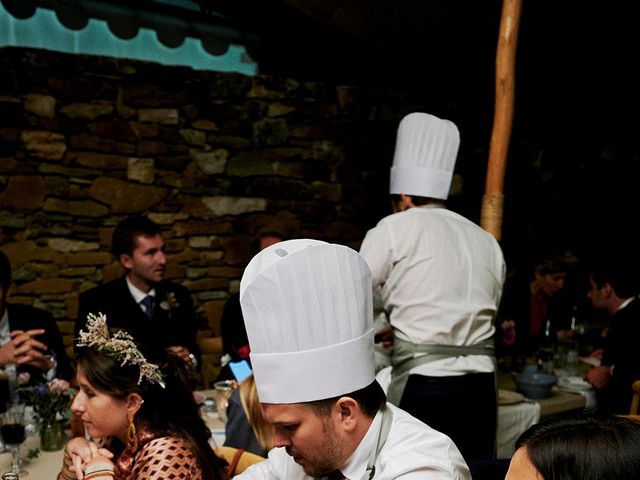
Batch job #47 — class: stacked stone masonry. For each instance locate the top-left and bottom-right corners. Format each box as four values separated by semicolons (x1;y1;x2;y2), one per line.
0;47;431;354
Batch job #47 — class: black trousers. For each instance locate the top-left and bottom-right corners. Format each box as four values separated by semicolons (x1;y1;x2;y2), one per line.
399;371;497;463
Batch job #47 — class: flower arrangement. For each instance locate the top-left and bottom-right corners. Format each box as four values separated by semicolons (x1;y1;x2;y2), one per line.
17;374;76;425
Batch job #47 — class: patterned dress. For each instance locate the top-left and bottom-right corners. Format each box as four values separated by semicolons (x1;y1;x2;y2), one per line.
57;429;205;480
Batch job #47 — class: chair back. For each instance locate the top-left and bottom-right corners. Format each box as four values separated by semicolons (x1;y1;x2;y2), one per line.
629;380;640;415
214;445;266;478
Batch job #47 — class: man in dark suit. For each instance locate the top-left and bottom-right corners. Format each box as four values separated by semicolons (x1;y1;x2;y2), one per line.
76;215;200;371
0;251;74;406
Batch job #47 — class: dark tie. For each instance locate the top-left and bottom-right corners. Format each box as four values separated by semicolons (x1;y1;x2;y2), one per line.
327;471;345;480
141;295;155;319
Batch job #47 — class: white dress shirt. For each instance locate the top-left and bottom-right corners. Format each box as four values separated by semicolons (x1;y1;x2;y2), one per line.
359;205;506;377
125;276;156;315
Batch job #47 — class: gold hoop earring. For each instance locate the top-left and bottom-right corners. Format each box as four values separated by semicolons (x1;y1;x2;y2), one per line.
127;413;138;452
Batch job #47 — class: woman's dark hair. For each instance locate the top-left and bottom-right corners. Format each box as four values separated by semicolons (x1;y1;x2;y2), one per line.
515;412;640;480
76;346;225;479
308;380;386;418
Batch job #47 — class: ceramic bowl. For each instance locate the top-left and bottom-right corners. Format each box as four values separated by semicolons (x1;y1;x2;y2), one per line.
514;372;558;399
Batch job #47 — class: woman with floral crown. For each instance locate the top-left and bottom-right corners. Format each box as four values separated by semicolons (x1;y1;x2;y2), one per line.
57;313;227;480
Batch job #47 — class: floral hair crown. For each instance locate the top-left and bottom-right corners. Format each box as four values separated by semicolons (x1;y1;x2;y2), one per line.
77;312;165;388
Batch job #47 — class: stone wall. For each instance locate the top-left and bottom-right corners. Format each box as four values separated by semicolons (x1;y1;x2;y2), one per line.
0;47;428;351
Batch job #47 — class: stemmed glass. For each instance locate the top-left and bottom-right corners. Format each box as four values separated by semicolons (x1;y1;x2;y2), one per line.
1;404;28;477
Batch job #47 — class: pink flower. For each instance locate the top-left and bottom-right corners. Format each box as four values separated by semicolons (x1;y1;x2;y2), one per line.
48;379;71;393
18;377;76;424
17;372;31;384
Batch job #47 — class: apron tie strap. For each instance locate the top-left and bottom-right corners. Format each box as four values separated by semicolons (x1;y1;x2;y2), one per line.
386;337;495;405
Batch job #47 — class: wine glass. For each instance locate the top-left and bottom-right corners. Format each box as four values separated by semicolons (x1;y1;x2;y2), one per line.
213;380;236;423
1;404;28;477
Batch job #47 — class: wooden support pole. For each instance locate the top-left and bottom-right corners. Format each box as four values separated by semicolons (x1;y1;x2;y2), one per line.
481;0;523;240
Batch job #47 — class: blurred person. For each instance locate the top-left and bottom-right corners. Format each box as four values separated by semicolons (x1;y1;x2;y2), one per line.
224;374;274;457
359;112;506;462
220;226;287;457
505;412;640;480
0;250;73;406
59;312;227;480
496;252;576;369
76;215;200;372
217;226;287;382
235;239;470;479
585;252;640;414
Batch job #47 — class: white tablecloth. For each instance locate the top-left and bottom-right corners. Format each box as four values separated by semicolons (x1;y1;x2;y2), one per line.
496;401;540;458
496;386;592;459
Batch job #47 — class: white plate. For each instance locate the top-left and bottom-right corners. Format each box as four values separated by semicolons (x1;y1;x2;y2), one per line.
558;377;593;392
498;389;525;405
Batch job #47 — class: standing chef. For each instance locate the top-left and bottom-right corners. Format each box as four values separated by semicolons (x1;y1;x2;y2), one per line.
235;239;470;479
359;112;506;462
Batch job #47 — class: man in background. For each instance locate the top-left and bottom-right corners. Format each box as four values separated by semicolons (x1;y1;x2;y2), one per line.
0;250;73;406
359;112;506;462
76;215;200;371
586;252;640;414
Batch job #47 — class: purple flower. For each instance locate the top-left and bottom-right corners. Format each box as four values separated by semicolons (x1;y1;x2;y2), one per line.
17;378;76;424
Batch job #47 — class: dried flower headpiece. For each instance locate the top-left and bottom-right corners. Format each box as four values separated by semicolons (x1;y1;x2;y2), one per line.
77;312;165;388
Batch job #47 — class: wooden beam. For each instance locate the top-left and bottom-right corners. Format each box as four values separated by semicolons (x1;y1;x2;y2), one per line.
481;0;523;240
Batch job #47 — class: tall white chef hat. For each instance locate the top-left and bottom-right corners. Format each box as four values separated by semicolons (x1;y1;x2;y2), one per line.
239;239;375;404
389;112;460;200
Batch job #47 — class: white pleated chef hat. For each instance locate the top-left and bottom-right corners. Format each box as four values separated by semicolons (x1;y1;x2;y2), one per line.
239;238;375;404
389;112;460;200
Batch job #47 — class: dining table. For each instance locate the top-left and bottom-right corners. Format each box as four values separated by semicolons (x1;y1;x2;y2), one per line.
496;372;591;458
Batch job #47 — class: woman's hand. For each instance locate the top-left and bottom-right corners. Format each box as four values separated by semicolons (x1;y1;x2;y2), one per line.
84;451;116;478
65;437;114;480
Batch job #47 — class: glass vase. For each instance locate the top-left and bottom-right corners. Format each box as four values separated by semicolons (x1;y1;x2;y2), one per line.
40;419;66;451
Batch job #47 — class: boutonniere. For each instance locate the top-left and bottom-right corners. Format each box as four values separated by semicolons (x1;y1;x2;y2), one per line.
159;291;180;311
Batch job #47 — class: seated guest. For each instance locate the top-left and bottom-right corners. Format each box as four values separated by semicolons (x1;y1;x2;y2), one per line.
234;239;470;479
58;312;227;480
217;226;286;382
76;215;200;372
496;252;575;370
586;251;640;414
224;374;274;457
506;412;640;479
0;250;73;405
